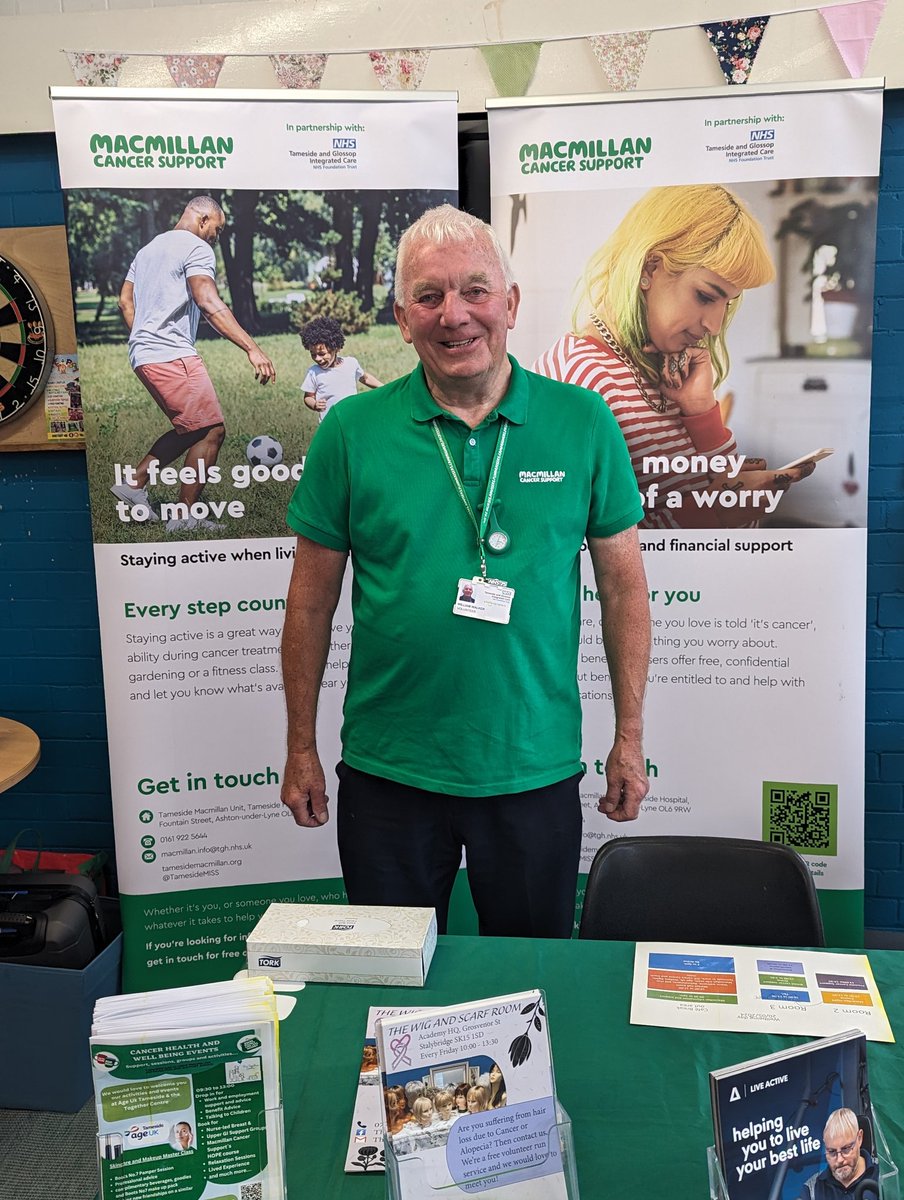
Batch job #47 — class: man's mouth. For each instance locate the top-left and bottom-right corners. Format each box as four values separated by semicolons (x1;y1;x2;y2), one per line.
441;337;478;349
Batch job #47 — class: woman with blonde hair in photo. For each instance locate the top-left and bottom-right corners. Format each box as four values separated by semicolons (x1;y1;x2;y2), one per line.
533;184;814;529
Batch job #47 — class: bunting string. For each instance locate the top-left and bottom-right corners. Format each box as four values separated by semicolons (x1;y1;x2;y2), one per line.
62;0;887;97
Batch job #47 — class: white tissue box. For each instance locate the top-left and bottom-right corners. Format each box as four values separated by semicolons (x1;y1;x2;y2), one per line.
246;903;437;986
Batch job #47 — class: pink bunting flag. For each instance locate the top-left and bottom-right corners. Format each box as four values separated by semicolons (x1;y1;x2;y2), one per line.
701;17;770;84
269;53;328;89
164;55;225;88
65;51;128;87
368;49;430;91
820;0;887;77
588;31;652;92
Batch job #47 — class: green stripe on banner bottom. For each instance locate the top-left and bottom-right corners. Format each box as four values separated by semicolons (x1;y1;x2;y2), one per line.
119;879;347;991
119;880;865;989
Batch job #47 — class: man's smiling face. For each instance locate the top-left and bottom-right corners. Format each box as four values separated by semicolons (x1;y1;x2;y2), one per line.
393;237;519;398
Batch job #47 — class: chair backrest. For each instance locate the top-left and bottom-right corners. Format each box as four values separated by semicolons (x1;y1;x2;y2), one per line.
578;835;826;946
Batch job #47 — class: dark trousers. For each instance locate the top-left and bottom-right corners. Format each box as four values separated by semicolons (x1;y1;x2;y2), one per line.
336;763;583;938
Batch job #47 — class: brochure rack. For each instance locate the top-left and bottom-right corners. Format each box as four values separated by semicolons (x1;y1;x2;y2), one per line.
707;1111;899;1200
384;1102;580;1200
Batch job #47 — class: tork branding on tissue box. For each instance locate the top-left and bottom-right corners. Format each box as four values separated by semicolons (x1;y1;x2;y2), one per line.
246;903;437;986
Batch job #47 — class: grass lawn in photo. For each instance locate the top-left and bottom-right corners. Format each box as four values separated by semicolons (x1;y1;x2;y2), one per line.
83;320;419;543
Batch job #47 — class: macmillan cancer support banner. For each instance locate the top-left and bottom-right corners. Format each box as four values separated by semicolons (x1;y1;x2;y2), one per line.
50;87;458;989
488;81;883;943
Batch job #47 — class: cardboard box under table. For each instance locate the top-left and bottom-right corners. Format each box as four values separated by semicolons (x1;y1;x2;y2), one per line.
247;903;436;985
0;933;122;1110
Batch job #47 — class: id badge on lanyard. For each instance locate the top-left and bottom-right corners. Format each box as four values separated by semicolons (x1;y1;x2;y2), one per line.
431;417;515;625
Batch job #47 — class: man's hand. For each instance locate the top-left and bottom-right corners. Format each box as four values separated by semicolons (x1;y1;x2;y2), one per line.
281;748;330;827
248;346;276;384
598;732;649;822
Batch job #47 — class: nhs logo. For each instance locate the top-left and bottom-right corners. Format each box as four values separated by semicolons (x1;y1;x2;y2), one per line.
258;955;282;967
750;128;775;142
333;138;357;149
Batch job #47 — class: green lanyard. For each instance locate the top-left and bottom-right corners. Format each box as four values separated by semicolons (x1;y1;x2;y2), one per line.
431;417;509;578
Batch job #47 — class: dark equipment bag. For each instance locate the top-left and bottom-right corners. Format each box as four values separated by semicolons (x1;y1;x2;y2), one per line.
0;872;108;969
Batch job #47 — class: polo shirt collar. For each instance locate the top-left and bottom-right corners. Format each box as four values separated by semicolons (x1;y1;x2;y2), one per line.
409;355;528;426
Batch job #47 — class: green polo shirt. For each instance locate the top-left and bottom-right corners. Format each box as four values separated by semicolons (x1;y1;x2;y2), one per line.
287;356;643;797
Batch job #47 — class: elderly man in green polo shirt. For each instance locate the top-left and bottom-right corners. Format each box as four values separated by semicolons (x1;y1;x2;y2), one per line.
280;205;650;938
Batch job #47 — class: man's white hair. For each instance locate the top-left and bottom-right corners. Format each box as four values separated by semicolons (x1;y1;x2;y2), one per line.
824;1109;860;1144
394;204;514;305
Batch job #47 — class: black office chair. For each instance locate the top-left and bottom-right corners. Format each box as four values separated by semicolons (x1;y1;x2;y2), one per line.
578;835;826;946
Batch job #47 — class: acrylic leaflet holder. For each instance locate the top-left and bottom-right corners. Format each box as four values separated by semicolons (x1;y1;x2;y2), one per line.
384;1102;580;1200
707;1111;899;1200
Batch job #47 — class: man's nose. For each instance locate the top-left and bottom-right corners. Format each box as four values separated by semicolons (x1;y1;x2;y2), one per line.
439;290;469;325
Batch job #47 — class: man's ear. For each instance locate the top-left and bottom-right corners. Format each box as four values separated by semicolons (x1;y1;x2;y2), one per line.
506;283;521;331
394;301;413;345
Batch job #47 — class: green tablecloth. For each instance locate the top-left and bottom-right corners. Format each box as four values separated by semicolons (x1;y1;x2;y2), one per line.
276;938;904;1198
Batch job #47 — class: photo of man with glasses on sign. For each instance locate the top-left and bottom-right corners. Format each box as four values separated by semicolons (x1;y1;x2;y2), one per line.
798;1109;878;1199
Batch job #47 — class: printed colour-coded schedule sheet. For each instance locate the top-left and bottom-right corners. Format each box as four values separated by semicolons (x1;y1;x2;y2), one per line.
630;943;894;1042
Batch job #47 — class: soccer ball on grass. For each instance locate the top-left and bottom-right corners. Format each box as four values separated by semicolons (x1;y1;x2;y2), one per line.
246;436;283;466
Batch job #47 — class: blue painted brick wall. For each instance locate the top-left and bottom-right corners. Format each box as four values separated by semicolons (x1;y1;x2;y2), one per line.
0;135;113;862
866;90;904;929
1;107;903;925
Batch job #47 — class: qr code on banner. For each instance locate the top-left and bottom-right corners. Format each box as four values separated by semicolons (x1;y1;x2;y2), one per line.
762;781;838;856
240;1184;262;1200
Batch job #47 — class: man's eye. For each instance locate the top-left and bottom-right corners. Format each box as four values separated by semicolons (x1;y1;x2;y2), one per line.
463;288;489;302
415;294;442;308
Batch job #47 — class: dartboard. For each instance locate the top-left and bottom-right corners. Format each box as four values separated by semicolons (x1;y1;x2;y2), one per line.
0;253;55;427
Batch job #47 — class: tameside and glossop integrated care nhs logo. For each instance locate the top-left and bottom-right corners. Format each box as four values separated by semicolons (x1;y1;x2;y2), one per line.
750;129;775;142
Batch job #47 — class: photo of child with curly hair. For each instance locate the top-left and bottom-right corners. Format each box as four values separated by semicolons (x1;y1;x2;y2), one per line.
299;315;382;421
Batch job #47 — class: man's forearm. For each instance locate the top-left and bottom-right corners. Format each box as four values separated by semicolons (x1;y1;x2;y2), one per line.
281;603;332;754
199;302;258;354
589;531;651;736
280;538;348;754
600;586;650;738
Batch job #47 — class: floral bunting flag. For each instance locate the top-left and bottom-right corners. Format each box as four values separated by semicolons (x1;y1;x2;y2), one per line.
164;54;226;88
65;51;129;87
480;42;543;97
819;0;886;77
368;49;430;91
269;53;328;89
588;31;651;92
701;17;770;84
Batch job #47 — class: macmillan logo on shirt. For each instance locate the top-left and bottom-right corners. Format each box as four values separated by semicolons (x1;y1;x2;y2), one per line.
519;470;566;483
519;135;651;176
89;133;235;170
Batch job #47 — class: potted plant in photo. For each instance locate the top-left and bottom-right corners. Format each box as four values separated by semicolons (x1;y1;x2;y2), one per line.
776;193;878;356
